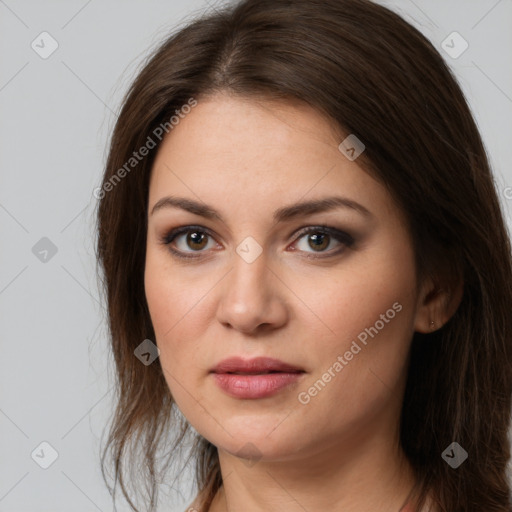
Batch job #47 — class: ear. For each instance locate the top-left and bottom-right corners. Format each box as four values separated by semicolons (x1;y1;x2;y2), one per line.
413;274;464;333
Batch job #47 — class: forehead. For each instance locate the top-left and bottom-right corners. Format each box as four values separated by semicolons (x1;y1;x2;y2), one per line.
172;92;343;146
147;93;395;224
151;93;341;175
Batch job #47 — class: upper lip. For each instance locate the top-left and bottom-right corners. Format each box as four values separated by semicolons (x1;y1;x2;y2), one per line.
210;356;304;374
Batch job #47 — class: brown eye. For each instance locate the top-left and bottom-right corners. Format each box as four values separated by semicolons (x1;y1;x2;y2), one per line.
161;226;216;259
293;226;354;257
186;231;208;250
307;232;330;251
161;224;355;261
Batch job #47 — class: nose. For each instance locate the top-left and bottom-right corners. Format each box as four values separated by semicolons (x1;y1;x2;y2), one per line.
215;247;289;335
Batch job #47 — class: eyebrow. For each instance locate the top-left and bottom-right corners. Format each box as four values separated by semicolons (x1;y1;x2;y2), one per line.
150;195;373;222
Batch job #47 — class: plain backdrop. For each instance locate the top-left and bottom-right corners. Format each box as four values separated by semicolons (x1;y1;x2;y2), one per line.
1;1;511;511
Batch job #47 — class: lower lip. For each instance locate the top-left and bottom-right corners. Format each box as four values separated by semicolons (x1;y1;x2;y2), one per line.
212;372;304;399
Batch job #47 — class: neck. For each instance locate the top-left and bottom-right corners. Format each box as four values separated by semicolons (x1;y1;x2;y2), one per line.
206;424;416;512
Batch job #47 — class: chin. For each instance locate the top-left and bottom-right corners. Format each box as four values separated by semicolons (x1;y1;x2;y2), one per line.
206;415;304;461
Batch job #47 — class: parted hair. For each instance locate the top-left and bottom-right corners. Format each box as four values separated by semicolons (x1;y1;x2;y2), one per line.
95;1;512;510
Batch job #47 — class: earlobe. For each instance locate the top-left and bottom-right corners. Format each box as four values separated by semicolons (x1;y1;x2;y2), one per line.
413;277;464;333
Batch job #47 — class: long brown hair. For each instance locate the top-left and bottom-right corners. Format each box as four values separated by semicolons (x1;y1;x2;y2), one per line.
95;0;512;510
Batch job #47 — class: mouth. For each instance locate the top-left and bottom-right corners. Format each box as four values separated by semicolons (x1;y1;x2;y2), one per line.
210;357;305;399
210;356;305;375
223;370;303;375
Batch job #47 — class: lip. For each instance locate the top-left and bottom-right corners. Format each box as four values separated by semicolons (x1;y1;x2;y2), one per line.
210;357;305;399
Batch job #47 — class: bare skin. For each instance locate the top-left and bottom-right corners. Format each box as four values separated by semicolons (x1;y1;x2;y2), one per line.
144;92;457;512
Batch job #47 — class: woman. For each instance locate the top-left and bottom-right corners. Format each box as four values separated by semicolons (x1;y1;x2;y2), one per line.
95;0;512;511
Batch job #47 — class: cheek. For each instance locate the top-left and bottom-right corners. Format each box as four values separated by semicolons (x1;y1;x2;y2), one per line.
144;248;216;406
144;244;213;336
144;250;191;362
289;276;415;448
303;253;416;407
303;244;416;346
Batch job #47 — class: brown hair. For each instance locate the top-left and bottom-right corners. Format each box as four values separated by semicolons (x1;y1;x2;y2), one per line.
95;0;512;510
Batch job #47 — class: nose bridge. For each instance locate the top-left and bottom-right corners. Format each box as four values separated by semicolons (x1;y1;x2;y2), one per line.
216;240;287;332
229;243;272;309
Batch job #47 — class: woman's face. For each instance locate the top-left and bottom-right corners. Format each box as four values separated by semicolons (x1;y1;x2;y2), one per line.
145;92;429;463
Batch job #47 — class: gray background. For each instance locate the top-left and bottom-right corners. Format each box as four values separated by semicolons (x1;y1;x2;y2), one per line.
1;1;511;511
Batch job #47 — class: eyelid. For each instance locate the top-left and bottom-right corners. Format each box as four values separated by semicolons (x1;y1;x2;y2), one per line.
159;224;355;260
292;224;354;247
159;225;219;259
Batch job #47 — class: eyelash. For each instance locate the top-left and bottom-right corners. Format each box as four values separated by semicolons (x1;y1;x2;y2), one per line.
159;225;355;261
